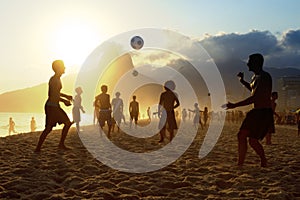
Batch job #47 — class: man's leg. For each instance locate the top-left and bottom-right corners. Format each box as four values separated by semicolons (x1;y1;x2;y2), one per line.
169;130;174;142
237;129;249;166
130;115;133;128
249;138;267;167
35;126;52;152
159;128;166;143
76;122;80;133
58;121;72;149
265;133;271;145
107;120;112;139
134;115;138;128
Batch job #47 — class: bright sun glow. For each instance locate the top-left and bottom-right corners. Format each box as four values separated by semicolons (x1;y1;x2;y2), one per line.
51;19;101;71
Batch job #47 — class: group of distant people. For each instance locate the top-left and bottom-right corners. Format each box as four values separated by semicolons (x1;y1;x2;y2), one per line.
5;116;37;136
187;104;209;129
92;81;181;144
92;85;141;138
33;54;300;169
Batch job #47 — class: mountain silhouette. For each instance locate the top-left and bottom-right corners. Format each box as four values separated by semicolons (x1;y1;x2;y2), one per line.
0;73;76;113
0;56;299;113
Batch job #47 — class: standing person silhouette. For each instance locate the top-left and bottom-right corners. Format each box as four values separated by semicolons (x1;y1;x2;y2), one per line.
129;95;139;128
111;92;124;132
72;87;85;133
30;117;37;132
158;80;180;143
188;103;204;129
35;60;73;152
93;99;100;125
182;108;187;123
224;53;273;167
203;107;209;128
265;91;279;145
147;107;151;122
9;117;17;135
296;109;300;136
95;85;112;138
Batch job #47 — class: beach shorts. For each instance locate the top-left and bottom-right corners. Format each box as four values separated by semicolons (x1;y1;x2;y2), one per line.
72;107;81;122
158;110;178;131
112;111;122;124
268;121;275;134
240;108;274;140
45;105;71;128
130;112;139;122
98;109;112;127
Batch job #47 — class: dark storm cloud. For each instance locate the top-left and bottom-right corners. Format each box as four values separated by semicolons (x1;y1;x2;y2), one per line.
282;29;300;48
198;29;300;69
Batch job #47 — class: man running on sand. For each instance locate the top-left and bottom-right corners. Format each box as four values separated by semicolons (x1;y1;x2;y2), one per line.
35;60;73;152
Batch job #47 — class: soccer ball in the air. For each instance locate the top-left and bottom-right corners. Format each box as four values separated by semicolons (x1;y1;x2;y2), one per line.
132;70;139;77
130;36;144;50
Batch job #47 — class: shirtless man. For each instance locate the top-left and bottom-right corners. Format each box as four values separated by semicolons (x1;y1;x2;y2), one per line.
224;53;273;167
129;95;139;128
35;60;73;152
158;80;180;142
95;85;112;138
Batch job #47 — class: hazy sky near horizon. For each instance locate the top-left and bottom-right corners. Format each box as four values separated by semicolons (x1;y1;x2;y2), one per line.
0;0;299;94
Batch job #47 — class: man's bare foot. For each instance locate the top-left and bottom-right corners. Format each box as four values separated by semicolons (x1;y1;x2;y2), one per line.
261;159;267;167
237;163;243;168
58;145;71;150
34;148;41;153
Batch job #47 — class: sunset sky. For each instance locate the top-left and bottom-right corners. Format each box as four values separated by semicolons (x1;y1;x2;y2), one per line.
0;0;299;94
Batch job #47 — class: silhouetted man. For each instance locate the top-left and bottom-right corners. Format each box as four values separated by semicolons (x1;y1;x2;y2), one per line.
111;91;124;132
158;80;180;142
95;85;112;138
129;95;139;128
224;53;273;167
35;60;73;152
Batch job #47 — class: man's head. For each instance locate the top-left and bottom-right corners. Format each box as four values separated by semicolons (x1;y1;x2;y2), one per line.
52;60;65;75
164;80;176;91
75;87;83;94
271;91;278;100
247;53;264;73
101;85;108;93
132;95;136;100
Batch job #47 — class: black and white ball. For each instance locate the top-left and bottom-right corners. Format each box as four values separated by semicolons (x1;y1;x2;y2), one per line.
132;69;139;77
130;36;144;50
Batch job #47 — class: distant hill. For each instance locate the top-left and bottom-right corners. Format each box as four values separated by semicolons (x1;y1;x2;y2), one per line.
0;74;76;113
0;56;299;113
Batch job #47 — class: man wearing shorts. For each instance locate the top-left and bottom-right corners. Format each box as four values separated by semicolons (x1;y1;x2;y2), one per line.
35;60;73;152
225;53;273;167
129;95;139;128
158;80;180;143
95;85;112;138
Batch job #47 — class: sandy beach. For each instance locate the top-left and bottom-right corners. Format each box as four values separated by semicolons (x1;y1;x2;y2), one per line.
0;121;299;200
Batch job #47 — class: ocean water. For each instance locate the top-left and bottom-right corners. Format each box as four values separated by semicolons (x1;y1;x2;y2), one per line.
0;112;94;137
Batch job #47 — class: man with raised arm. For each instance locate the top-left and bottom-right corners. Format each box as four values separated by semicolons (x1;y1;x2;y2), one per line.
224;53;273;167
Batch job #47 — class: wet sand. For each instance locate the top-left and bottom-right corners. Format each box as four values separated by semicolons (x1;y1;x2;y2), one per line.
0;121;299;199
